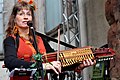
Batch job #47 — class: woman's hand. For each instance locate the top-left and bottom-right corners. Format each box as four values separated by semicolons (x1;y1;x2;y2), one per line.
43;61;61;74
81;58;96;68
75;58;96;72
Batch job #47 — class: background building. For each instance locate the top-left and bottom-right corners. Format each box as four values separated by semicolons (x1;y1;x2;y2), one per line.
0;0;109;80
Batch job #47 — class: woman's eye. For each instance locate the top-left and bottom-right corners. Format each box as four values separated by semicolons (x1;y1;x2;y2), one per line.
27;13;32;16
18;13;23;15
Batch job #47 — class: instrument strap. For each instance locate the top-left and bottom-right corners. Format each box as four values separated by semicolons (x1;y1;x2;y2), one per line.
15;33;19;52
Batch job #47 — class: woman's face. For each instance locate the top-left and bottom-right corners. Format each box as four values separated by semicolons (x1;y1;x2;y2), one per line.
15;9;32;28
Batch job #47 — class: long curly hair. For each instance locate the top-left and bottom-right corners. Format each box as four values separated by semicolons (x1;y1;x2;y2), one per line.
6;1;36;37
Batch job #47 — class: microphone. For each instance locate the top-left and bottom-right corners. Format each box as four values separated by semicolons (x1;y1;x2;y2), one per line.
27;21;33;28
27;21;38;52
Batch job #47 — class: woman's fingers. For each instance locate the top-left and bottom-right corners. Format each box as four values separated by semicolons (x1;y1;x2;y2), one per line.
51;61;61;73
88;58;96;66
43;61;61;74
83;58;96;67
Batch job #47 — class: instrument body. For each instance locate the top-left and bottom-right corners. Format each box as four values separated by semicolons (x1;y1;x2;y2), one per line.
42;47;115;71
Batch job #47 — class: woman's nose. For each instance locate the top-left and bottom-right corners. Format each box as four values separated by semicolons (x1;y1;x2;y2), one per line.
24;17;28;20
23;14;29;19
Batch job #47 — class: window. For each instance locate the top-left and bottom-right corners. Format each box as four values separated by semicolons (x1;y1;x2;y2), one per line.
45;0;62;35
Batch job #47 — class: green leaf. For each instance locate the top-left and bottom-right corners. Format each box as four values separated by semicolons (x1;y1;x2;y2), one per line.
30;62;37;68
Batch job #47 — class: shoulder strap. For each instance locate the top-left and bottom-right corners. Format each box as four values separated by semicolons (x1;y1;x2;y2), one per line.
15;33;19;51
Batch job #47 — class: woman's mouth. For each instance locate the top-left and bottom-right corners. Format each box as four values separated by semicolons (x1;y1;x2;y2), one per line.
23;21;28;24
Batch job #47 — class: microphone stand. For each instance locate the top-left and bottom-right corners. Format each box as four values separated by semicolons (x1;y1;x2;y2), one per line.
29;22;44;80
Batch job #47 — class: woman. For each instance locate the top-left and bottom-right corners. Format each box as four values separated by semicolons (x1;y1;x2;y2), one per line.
3;1;95;80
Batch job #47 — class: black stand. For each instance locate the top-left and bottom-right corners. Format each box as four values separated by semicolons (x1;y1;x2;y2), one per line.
28;21;44;80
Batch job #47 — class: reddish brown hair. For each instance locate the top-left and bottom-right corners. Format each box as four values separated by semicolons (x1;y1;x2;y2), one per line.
6;1;36;37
